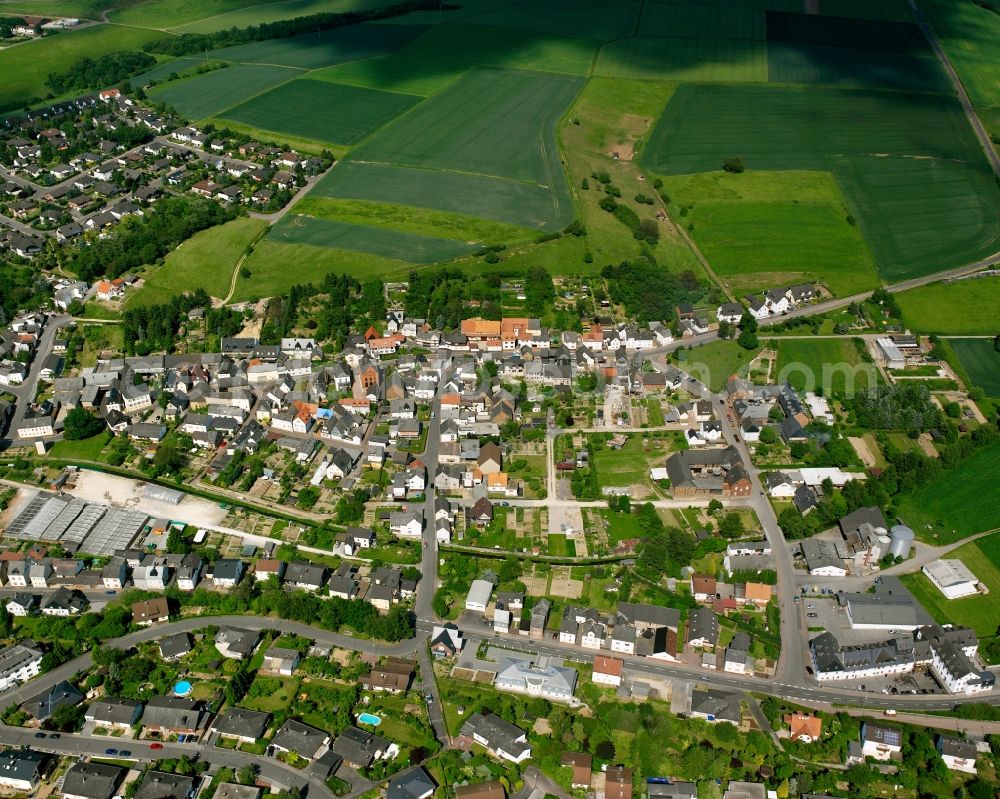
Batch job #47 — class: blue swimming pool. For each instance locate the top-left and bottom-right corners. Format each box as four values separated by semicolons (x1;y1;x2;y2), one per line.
174;680;193;697
357;713;381;726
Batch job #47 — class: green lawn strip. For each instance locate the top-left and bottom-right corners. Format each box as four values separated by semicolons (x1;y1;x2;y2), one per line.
268;214;478;263
235;239;413;299
595;35;768;82
206;117;345;157
129;217;268;306
897;278;1000;335
294;197;536;245
48;432;111;461
644;84;1000;283
0;24;164;112
547;533;576;557
222;78;421;147
129;57;205;88
680;340;758;392
949;338;1000;397
773;338;879;395
895;441;1000;543
79;302;119;320
149;63;303;121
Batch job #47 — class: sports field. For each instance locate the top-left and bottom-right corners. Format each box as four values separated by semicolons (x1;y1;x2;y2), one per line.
774;338;879;396
149;63;301;121
949;338;1000;397
314;23;597;97
897;277;1000;335
129;217;267;306
0;23;163;113
222;79;420;146
900;533;1000;637
643;84;1000;282
269;214;477;263
294;197;535;244
896;441;1000;543
596;37;767;83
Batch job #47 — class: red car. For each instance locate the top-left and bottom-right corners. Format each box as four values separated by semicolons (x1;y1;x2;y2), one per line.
150;743;164;751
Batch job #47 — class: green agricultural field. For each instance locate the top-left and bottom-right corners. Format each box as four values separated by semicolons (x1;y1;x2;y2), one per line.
462;0;642;40
149;63;301;121
129;57;205;88
897;278;1000;335
643;84;1000;282
109;0;277;27
0;0;117;19
0;24;163;113
817;0;914;20
662;170;879;296
203;21;425;70
950;338;1000;397
294;197;535;244
681;340;758;391
764;11;949;93
638;3;764;39
313;23;598;96
130;217;267;306
222;79;420;146
900;533;1000;637
352;67;581;184
773;338;879;396
309;68;580;231
596;36;767;83
923;0;1000;108
269;214;477;263
171;0;386;32
896;441;1000;543
235;239;411;300
312;161;569;230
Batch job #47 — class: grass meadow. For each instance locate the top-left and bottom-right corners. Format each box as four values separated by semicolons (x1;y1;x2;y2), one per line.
223;79;421;146
923;0;1000;108
596;36;767;83
680;340;759;391
130;218;267;306
896;441;1000;543
774;338;879;396
643;84;1000;283
0;24;163;112
897;278;1000;335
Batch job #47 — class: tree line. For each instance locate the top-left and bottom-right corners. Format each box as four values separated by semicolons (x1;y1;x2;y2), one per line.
69;197;236;282
121;288;211;355
143;0;447;56
47;51;156;93
602;256;706;324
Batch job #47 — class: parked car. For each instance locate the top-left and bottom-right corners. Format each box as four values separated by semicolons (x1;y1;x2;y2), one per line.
106;748;118;755
150;743;163;751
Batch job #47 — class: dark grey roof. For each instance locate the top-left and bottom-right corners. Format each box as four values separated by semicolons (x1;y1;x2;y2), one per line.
86;697;142;726
212;707;269;739
690;689;741;724
459;712;529;759
388;767;436;799
0;748;45;786
687;607;719;645
839;506;887;534
140;695;205;731
937;734;977;760
271;719;329;759
158;632;192;660
21;680;84;721
331;726;391;768
62;761;126;799
616;602;679;630
135;771;194;799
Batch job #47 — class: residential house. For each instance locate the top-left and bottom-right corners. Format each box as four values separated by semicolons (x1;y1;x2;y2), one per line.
459;712;531;763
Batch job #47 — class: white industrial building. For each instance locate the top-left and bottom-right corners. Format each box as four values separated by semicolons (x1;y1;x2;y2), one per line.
922;559;980;600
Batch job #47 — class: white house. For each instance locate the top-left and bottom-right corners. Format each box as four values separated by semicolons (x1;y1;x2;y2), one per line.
860;723;902;761
592;655;624;687
937;736;977;774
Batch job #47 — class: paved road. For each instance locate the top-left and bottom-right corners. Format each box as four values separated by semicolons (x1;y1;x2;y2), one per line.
0;724;335;799
0;212;41;238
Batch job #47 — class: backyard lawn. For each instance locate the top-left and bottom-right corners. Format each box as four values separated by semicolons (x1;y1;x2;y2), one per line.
48;432;111;461
547;533;577;557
